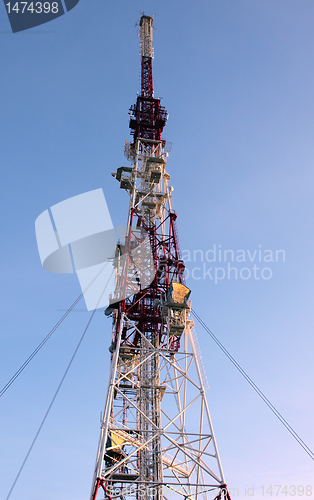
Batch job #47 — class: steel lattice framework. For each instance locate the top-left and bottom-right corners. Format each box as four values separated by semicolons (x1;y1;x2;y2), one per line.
90;15;231;500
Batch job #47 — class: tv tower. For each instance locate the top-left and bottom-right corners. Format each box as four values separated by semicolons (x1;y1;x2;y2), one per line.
90;15;231;500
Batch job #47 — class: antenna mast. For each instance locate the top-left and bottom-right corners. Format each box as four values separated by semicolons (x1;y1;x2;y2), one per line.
140;15;154;97
89;15;231;500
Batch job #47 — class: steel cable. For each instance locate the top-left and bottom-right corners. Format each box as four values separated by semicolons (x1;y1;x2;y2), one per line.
0;261;109;399
5;268;114;500
191;308;314;461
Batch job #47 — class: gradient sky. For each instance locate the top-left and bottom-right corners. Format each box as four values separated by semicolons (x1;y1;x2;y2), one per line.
1;1;314;499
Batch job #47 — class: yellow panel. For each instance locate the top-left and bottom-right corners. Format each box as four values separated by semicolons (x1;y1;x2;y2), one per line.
110;431;125;449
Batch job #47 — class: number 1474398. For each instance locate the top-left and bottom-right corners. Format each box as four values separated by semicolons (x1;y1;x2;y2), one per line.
5;2;59;13
260;485;312;496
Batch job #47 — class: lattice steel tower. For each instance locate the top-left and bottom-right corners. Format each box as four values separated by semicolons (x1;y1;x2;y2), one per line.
90;16;231;500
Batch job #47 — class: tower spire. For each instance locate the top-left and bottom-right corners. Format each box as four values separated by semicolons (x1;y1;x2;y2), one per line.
129;15;167;143
139;15;154;97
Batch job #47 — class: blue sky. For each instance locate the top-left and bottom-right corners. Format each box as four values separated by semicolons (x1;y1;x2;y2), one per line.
1;1;314;499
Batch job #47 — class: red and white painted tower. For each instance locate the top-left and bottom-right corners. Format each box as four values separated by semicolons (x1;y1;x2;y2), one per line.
90;16;231;500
